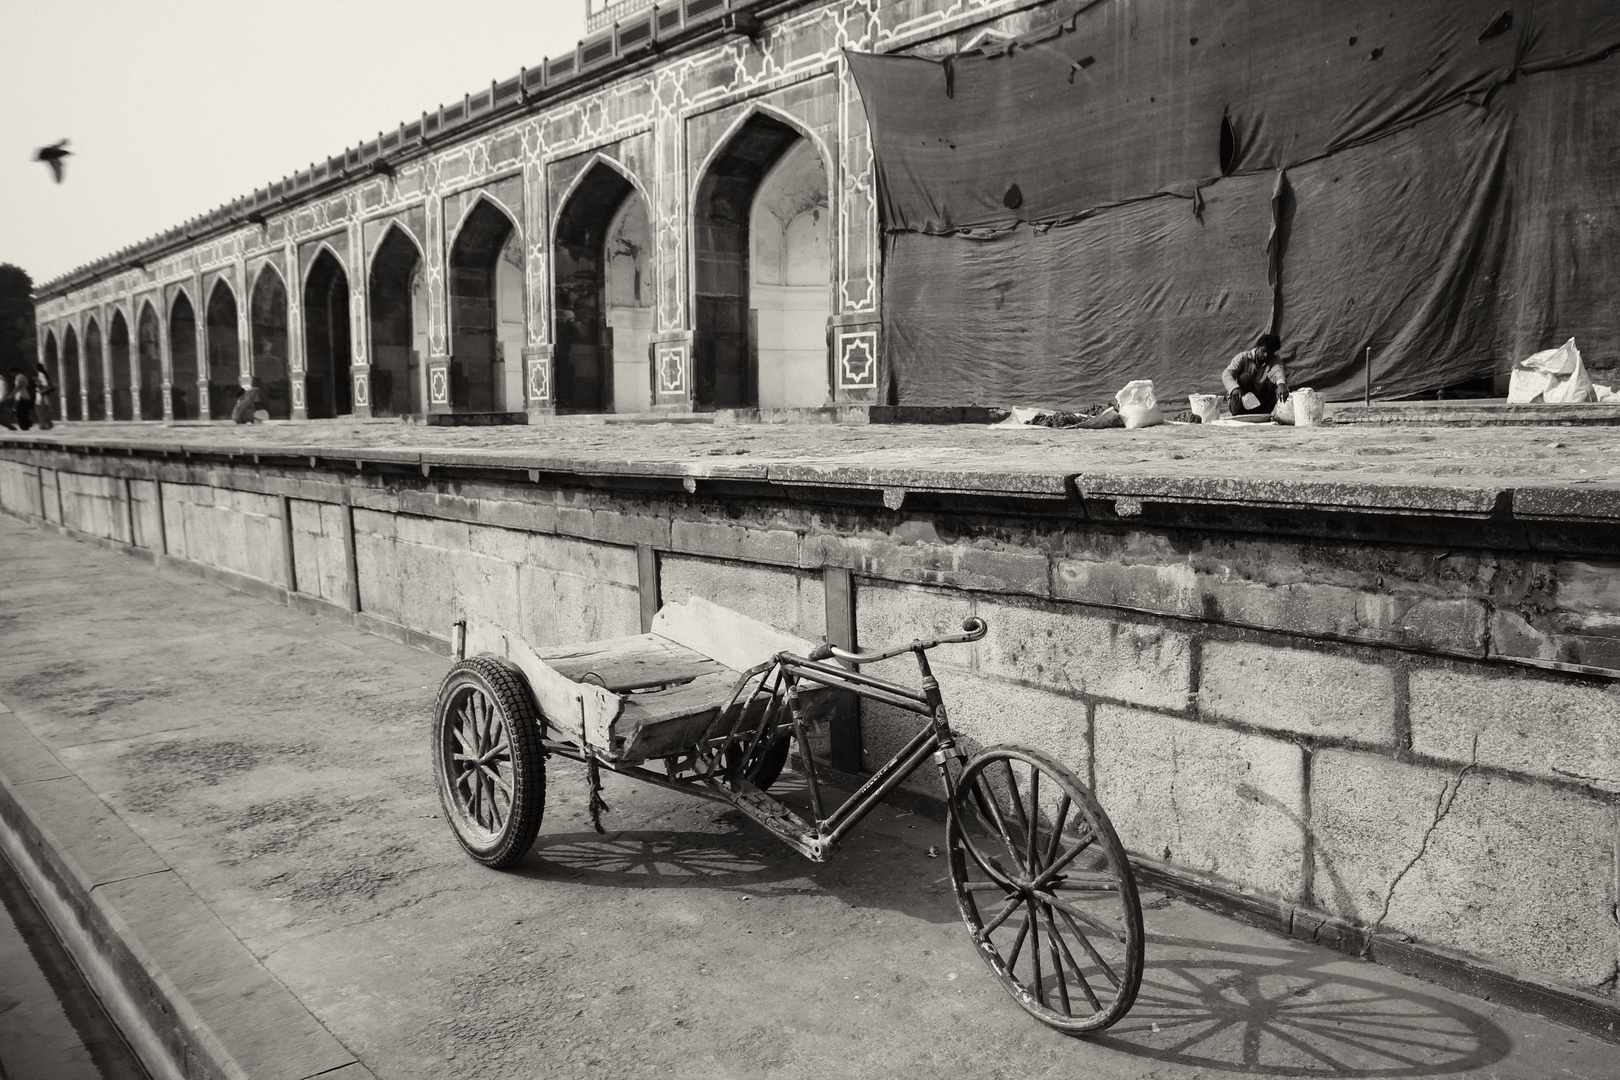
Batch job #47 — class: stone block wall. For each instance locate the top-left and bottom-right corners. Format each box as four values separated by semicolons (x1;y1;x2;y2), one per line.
0;446;1616;1015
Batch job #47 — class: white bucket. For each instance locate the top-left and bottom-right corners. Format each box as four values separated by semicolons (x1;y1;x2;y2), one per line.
1291;387;1324;427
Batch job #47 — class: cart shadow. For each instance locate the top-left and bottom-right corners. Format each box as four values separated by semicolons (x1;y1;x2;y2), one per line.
1089;932;1513;1077
514;822;806;890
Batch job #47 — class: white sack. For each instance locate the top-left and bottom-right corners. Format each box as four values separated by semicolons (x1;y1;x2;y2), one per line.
1508;338;1593;404
1115;379;1163;429
1188;393;1222;424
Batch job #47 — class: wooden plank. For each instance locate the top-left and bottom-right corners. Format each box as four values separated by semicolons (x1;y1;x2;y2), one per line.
637;544;659;633
537;633;718;691
340;502;360;613
650;596;816;671
823;566;862;774
279;495;298;593
463;618;622;746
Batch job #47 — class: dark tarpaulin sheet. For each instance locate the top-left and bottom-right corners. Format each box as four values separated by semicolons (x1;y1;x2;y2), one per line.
1280;106;1514;400
886;175;1273;408
854;0;1620;404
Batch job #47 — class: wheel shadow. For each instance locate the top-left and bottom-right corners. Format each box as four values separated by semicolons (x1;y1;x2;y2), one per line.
1090;931;1513;1076
512;823;805;891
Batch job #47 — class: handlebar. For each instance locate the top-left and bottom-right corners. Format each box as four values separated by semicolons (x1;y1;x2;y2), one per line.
807;617;987;665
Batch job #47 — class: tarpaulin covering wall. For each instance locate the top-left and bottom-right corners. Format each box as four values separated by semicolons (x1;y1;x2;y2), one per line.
851;0;1620;405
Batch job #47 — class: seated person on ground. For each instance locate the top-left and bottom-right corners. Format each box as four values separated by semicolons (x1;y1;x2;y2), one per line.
1223;333;1290;416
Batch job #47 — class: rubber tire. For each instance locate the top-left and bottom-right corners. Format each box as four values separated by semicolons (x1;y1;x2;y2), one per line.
433;656;546;869
743;734;791;791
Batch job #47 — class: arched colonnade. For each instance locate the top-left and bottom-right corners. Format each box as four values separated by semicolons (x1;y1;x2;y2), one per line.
43;111;837;421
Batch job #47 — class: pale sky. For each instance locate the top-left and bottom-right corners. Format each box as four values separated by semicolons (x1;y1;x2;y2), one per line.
0;0;587;288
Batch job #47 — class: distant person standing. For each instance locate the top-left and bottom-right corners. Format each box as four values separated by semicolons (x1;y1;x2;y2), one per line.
33;361;55;429
1222;333;1291;416
11;368;35;430
0;370;13;430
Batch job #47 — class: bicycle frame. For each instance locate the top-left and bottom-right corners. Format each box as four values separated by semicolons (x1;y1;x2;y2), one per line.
543;619;987;862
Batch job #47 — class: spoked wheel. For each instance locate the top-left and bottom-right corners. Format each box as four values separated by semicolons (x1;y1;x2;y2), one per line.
948;744;1144;1033
433;657;546;868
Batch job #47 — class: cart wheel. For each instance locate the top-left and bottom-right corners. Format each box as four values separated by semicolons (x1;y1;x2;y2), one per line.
433;657;546;869
947;744;1144;1033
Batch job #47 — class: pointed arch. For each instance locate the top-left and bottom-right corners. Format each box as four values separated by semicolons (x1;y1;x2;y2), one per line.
60;324;82;421
109;308;134;420
137;301;163;419
170;289;200;419
83;315;107;420
367;223;427;417
250;264;291;420
552;156;656;414
303;247;352;418
449;196;524;412
205;278;241;418
691;105;833;410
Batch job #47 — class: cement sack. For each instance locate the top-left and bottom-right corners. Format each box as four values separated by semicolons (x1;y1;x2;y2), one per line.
1273;387;1326;427
1115;380;1163;429
1508;338;1593;403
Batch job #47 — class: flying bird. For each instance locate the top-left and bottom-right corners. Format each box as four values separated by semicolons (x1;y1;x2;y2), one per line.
36;140;71;183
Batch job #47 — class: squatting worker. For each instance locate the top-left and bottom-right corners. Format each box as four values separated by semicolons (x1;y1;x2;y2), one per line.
1222;333;1290;416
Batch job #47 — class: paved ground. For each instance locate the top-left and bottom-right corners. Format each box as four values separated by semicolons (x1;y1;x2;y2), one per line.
0;514;1616;1079
5;415;1619;488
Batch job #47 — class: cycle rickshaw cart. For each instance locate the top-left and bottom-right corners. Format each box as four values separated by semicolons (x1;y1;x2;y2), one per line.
433;596;1145;1032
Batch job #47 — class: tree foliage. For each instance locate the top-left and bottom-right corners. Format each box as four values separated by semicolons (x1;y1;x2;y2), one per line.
0;264;37;375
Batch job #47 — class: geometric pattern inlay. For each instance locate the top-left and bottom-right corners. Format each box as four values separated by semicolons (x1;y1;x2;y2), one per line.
656;342;687;396
429;364;450;406
837;330;878;390
352;370;369;408
526;356;549;404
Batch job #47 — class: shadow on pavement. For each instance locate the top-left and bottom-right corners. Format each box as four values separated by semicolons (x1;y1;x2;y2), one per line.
1093;932;1512;1076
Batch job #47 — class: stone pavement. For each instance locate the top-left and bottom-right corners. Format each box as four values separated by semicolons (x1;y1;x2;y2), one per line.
0;514;1615;1080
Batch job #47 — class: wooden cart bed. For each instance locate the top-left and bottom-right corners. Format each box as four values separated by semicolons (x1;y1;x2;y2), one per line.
459;597;836;763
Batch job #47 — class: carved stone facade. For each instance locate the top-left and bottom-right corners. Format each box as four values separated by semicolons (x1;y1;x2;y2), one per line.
34;0;1039;422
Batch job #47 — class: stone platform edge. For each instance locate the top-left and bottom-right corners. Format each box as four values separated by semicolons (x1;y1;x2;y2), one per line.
4;434;1620;524
0;700;376;1080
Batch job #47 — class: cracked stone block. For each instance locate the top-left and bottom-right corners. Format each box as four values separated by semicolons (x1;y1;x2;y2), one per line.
1199;641;1395;746
1410;666;1620;793
1094;705;1306;899
977;598;1193;710
658;554;825;639
863;677;1086;797
1311;748;1620;990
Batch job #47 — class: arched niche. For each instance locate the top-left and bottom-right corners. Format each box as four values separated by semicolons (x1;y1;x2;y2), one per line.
109;310;133;420
206;280;241;419
170;292;200;419
368;227;427;417
43;331;61;419
554;161;655;414
692;112;830;410
750;138;831;409
137;303;163;420
303;248;352;419
84;318;106;421
250;268;291;420
449;199;524;412
61;326;82;420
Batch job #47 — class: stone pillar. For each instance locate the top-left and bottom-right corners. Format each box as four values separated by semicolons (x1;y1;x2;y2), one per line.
234;260;252;394
834;51;884;405
285;242;308;420
347;217;372;419
192;272;209;420
76;311;91;420
102;302;116;419
522;138;551;420
158;291;174;421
